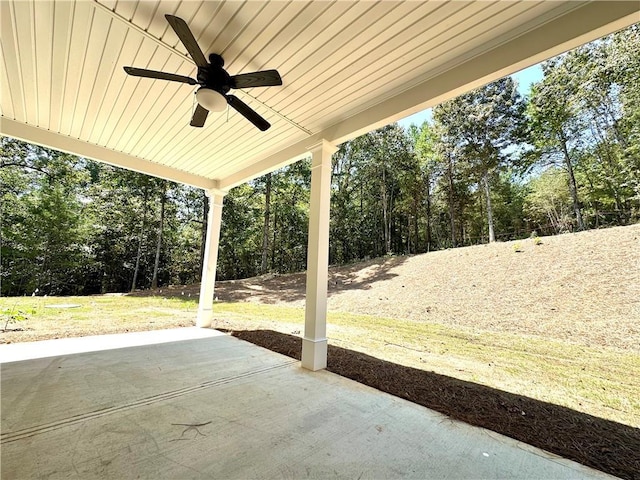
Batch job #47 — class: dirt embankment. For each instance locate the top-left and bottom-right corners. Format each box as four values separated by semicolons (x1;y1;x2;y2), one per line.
143;224;640;350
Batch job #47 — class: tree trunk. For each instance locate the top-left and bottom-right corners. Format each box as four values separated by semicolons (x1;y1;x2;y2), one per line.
388;188;394;254
131;189;148;293
359;183;364;258
447;154;456;247
381;168;391;254
413;198;419;254
560;136;585;230
198;190;209;281
590;123;626;224
261;173;272;274
425;171;432;252
271;208;278;270
151;182;167;289
483;172;495;243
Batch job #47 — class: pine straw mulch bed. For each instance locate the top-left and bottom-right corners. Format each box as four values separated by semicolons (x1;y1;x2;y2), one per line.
230;329;640;480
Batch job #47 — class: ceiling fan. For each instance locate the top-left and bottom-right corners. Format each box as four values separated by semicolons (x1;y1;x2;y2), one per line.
123;14;282;131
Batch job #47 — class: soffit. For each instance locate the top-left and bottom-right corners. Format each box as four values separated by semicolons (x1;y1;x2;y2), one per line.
1;1;638;189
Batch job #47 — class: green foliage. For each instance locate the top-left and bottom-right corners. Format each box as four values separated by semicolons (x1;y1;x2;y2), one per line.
524;168;574;235
1;138;95;295
433;77;527;243
524;26;640;229
331;124;416;260
2;305;34;330
1;138;207;294
1;25;638;292
218;183;263;279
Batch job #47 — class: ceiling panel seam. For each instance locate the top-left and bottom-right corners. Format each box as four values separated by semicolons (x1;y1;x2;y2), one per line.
217;2;269;61
90;29;137;145
238;90;312;136
76;11;111;139
7;1;26;123
0;24;16;119
54;1;75;134
29;0;39;126
69;6;96;136
87;21;129;143
225;1;291;74
280;2;478;124
93;0;192;64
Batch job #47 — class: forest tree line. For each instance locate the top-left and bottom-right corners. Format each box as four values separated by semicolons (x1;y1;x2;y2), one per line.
1;26;638;296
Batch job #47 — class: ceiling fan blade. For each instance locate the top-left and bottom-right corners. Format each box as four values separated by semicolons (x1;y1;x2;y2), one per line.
230;70;283;89
190;104;209;127
165;14;208;67
123;66;198;85
227;95;270;131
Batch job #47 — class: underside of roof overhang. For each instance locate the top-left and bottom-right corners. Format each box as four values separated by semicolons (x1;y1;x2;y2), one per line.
1;1;638;190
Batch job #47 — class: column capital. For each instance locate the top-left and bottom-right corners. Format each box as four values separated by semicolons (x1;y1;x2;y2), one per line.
204;187;228;198
307;139;338;155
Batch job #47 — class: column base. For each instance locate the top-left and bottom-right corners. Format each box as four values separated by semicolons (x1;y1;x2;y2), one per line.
196;308;213;328
301;337;328;371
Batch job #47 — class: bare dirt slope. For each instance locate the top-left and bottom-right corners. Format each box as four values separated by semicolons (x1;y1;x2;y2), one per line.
149;224;640;350
206;224;639;350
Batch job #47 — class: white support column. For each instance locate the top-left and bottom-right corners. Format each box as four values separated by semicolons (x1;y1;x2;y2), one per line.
197;189;227;328
302;139;338;371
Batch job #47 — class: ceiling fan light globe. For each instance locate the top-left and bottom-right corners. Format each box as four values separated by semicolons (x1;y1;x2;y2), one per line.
196;88;227;112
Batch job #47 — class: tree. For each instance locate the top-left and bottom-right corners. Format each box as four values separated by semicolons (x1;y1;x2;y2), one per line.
330;125;415;259
410;121;444;252
1;138;93;295
524;168;573;235
610;25;640;216
433;78;526;242
578;27;640;222
259;173;272;274
169;185;209;286
151;180;168;289
527;57;586;230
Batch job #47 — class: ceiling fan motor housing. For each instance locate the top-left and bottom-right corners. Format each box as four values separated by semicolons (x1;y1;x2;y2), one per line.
197;59;231;94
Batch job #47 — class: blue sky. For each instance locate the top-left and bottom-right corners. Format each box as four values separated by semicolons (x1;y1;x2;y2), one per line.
396;64;543;130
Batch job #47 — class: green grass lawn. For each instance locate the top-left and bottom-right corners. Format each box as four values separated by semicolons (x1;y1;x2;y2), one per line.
214;302;640;428
2;295;638;428
0;295;197;339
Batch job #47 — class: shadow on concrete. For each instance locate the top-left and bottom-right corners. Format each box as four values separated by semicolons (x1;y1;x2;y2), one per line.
228;329;640;480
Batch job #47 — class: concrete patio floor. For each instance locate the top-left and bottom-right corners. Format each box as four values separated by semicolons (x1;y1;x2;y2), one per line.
1;328;615;479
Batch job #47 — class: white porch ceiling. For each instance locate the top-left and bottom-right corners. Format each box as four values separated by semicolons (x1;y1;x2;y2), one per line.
1;1;638;190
